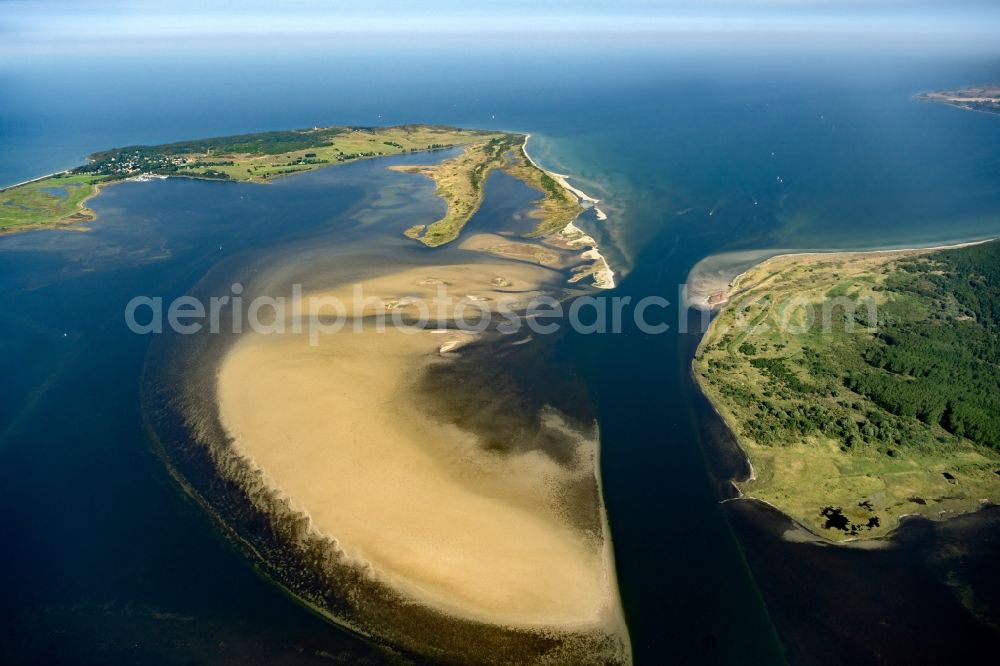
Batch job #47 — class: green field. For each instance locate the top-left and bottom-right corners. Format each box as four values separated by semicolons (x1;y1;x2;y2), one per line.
505;146;582;237
1;125;498;234
78;124;497;183
694;242;1000;540
393;137;582;247
0;173;109;233
390;134;517;246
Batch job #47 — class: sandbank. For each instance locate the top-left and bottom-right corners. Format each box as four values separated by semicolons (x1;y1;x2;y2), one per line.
216;262;626;632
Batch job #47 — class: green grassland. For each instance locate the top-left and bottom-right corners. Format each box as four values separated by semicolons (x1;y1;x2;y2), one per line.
393;137;583;247
0;173;110;233
79;124;497;183
505;146;583;237
1;125;497;233
391;134;517;246
694;242;1000;540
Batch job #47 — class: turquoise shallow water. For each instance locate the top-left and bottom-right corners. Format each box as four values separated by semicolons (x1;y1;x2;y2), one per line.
1;41;999;663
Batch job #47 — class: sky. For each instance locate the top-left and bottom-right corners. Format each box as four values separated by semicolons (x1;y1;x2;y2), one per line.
2;0;999;55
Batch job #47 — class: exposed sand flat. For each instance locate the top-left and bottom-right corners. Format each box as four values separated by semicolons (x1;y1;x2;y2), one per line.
459;232;563;267
295;261;554;321
683;248;791;311
216;263;624;631
559;222;616;289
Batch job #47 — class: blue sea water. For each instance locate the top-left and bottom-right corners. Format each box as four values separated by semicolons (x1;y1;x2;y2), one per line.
2;38;1000;663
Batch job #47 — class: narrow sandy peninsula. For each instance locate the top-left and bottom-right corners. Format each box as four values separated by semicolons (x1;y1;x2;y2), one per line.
215;262;630;662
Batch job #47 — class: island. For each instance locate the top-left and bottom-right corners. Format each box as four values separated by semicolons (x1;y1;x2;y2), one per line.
917;86;1000;116
0;125;498;233
694;241;1000;540
0;124;614;288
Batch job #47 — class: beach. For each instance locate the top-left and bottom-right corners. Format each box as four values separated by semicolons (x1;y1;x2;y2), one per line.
521;135;616;289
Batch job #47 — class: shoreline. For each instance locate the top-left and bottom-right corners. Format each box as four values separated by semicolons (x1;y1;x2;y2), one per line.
685;236;999;311
590;415;631;661
521;134;616;289
1;170;69;192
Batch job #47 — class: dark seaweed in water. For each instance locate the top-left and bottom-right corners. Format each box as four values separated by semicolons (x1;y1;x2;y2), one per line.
418;330;596;461
416;328;604;540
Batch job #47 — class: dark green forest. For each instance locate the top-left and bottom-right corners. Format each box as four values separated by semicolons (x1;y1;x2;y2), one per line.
846;241;1000;449
700;240;1000;456
88;127;349;161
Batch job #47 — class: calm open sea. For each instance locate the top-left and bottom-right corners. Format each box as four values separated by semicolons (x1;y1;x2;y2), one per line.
2;40;999;663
